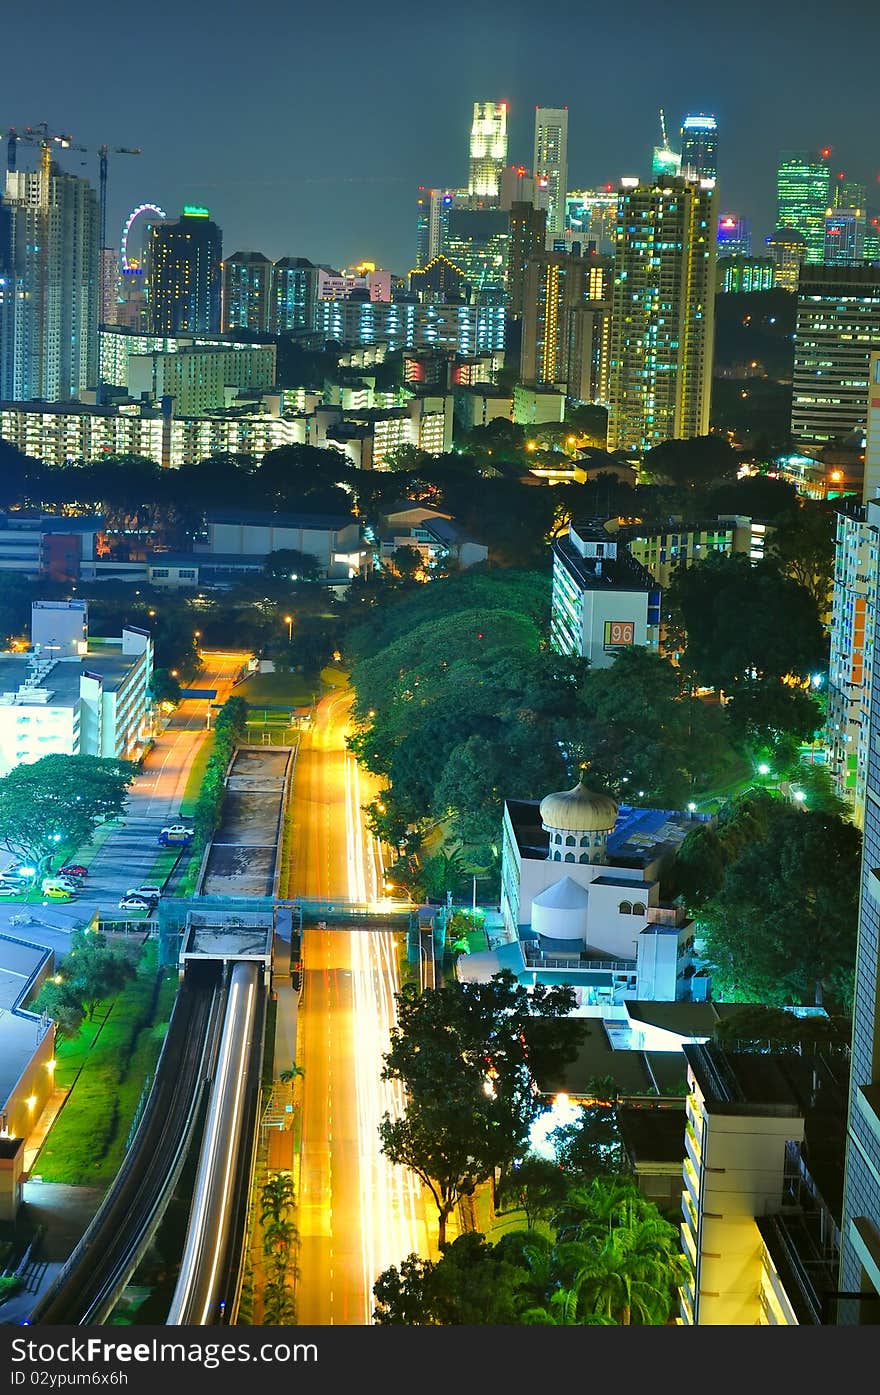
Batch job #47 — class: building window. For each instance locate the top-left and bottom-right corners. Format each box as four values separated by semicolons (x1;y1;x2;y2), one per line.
564;853;575;863
619;900;632;915
632;902;646;916
579;854;589;863
565;835;576;847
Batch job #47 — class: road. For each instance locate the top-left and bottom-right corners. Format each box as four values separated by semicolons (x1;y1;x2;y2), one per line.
76;651;246;905
288;688;431;1325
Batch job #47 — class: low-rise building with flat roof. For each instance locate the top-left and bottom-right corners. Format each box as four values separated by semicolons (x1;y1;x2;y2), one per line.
550;521;661;665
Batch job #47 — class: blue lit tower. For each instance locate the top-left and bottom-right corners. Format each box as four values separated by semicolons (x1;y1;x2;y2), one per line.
680;114;718;182
148;206;222;335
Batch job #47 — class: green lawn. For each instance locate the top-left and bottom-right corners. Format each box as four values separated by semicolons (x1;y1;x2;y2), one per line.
34;943;178;1186
178;731;216;819
237;671;318;707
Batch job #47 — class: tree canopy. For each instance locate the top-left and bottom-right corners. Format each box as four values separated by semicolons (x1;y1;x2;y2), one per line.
0;755;134;872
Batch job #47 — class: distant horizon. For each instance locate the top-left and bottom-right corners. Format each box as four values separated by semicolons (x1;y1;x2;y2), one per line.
4;0;879;276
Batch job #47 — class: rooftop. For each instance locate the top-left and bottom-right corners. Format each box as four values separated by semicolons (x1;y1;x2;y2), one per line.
206;509;357;531
505;797;703;867
554;531;657;595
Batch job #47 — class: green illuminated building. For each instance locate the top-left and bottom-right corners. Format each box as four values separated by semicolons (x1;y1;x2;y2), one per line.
776;152;830;264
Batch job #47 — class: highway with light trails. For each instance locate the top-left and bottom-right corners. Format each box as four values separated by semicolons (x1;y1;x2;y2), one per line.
289;687;432;1324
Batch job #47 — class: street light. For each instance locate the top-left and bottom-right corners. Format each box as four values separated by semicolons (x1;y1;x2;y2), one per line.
284;615;293;644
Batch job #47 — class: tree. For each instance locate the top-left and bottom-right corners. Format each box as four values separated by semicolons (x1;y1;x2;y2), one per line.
642;436;739;489
0;755;134;875
63;928;135;1020
697;805;860;1008
549;1078;625;1181
390;544;423;581
765;503;837;612
379;972;583;1247
30;978;85;1040
263;548;321;583
495;1155;570;1229
373;1232;527;1325
150;668;182;705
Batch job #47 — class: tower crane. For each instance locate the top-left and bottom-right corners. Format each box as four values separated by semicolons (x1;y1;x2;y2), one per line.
2;124;141;250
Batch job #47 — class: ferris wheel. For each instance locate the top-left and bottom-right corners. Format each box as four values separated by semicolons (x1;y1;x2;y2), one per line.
121;203;167;272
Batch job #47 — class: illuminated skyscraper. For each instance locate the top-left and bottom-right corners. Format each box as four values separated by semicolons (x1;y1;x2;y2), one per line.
271;258;318;334
506;201;547;320
824;207;867;266
533;107;568;246
0;155;99;402
520;252;612;403
776;151;830;264
416;188;453;266
717;213;751;260
148;207;222;336
834;175;868;211
221;251;272;333
765;227;807;292
680;114;718;181
652;108;680;178
565;189;618;255
607;175;716;453
468;102;508;200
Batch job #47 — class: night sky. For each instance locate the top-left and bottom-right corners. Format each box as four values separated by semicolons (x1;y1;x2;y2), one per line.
5;0;879;275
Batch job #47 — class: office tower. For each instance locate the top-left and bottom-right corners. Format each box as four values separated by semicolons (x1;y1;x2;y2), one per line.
148;207;222;335
506;202;548;319
468;102;508;200
765;228;807;292
680;114;718;181
717;256;774;293
520;252;612;402
867;219;880;265
565;189;618;255
0;153;99;402
839;463;880;1316
533;108;568;246
791;264;880;446
100;248;120;325
221;251;273;333
717;213;751;259
824;207;867;266
607;175;716;453
443;206;510;292
271;257;318;334
835;176;868;211
499;165;536;211
776;152;830;264
416;187;454;267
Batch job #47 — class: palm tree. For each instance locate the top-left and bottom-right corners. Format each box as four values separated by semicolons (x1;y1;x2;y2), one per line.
260;1171;295;1226
279;1063;305;1084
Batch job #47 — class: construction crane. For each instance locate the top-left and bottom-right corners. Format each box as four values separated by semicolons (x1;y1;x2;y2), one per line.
3;124;141;250
96;143;141;251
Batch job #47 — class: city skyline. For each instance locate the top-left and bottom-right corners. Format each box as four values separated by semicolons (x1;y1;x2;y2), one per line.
4;0;880;275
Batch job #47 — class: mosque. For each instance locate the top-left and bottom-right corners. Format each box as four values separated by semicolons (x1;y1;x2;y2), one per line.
461;773;711;1011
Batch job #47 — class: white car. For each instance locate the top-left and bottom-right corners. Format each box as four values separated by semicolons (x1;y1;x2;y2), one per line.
125;884;162;900
161;825;194;838
0;884;19;897
118;894;155;912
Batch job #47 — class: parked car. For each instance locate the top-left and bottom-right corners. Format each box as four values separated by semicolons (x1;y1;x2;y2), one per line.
0;884;19;897
118;894;156;912
125;884;162;900
162;824;194;838
58;864;88;879
42;877;79;895
44;886;74;901
157;829;193;847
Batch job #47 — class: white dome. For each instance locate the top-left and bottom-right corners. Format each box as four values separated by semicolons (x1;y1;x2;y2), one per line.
531;875;589;942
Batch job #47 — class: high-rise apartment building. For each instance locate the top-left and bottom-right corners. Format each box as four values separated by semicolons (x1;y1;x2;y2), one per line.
533;108;568;246
270;257;318;334
506;202;548;320
839;491;880;1313
765;228;807;292
0;153;99;402
776;152;830;264
607;175;716;453
791;264;880;446
221;251;272;333
680;114;718;182
468;102;508;200
148;207;222;336
824;207;866;266
520;252;612;403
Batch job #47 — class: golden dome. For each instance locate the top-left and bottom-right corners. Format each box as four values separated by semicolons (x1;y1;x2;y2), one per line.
539;778;618;833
